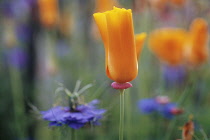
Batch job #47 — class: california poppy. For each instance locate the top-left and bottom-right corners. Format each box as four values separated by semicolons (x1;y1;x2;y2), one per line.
185;18;209;66
38;0;59;27
93;7;146;83
149;28;187;65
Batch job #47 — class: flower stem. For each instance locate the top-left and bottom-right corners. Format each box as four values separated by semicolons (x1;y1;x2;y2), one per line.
71;129;76;140
119;89;125;140
9;68;27;138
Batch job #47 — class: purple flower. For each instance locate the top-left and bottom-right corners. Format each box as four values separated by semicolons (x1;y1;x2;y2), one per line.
158;103;177;119
138;96;183;119
162;65;186;87
5;47;28;69
1;0;32;19
138;98;159;114
41;100;106;129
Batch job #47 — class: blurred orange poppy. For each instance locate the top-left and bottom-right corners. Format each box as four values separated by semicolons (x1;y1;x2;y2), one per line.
170;0;186;7
93;7;146;83
95;0;119;12
185;18;209;66
149;28;187;65
38;0;59;28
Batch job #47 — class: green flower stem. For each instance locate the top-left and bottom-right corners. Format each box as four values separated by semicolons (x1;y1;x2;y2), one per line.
9;68;27;138
119;89;125;140
164;83;195;140
71;129;76;140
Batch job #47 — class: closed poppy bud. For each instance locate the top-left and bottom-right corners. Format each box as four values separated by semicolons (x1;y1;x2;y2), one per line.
93;7;146;83
38;0;59;28
149;28;187;65
185;18;209;66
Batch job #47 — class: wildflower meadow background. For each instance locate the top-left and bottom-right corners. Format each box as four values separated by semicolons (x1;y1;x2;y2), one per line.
0;0;210;140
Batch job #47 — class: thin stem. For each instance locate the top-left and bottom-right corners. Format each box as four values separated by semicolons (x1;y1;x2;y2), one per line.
119;89;125;140
10;68;27;138
71;129;76;140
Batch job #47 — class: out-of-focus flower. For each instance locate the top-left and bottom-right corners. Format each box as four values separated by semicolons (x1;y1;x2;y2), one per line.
95;0;119;12
155;95;170;104
41;100;106;129
58;10;73;37
93;7;146;84
138;96;183;119
162;64;186;87
4;47;28;69
149;0;186;9
149;28;187;65
2;0;31;19
149;0;168;10
159;103;183;119
138;98;159;114
181;119;194;140
185;18;209;66
170;0;186;7
38;0;59;28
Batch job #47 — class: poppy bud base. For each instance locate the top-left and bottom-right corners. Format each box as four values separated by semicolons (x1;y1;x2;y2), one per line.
111;82;132;89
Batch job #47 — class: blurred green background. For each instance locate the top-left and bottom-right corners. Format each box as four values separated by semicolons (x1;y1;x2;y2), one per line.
0;0;210;139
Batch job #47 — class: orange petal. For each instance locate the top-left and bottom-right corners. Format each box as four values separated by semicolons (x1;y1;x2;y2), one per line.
105;8;138;83
149;28;187;65
186;18;209;65
135;33;147;59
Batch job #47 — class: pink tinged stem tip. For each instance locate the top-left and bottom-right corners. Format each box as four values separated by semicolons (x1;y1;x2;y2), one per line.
111;82;132;89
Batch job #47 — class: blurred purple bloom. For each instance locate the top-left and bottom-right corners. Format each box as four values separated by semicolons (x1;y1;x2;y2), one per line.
158;103;177;119
1;0;32;19
138;96;183;119
41;100;106;129
5;47;28;69
138;98;159;114
16;24;31;42
162;65;186;87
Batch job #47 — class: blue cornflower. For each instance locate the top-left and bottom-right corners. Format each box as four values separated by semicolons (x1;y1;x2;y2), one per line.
158;103;178;119
41;100;106;129
138;96;183;119
137;98;159;114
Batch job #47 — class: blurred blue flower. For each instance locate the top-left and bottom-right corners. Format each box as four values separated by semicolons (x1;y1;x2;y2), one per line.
162;65;186;87
41;100;106;129
137;96;183;119
4;47;28;69
158;103;178;119
138;98;159;114
1;0;32;19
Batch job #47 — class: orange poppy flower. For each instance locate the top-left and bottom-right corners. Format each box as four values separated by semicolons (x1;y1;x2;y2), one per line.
38;0;59;28
93;7;146;83
185;18;209;66
149;28;187;65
